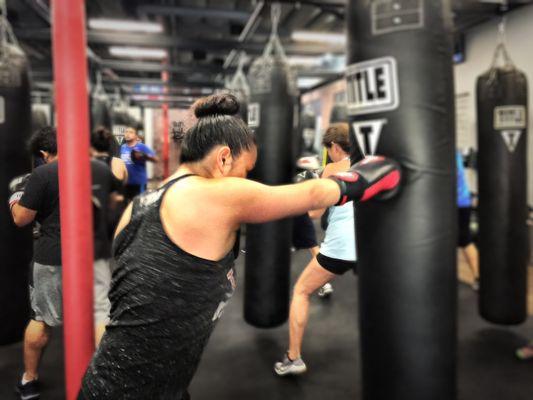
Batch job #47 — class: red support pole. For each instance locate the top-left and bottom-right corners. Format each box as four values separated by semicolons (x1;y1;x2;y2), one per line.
51;1;94;399
161;69;170;178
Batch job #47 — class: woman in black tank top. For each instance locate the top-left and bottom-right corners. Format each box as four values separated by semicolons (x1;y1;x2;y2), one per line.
79;94;400;399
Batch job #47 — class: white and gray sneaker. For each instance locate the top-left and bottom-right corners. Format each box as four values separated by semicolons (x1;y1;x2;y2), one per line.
274;353;307;376
317;283;333;298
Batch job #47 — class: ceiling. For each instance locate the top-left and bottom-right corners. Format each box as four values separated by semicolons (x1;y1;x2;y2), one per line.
7;0;532;107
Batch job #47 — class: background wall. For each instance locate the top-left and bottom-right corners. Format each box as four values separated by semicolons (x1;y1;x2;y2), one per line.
454;4;533;204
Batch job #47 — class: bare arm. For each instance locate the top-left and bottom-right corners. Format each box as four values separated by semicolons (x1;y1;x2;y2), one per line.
11;204;37;227
207;177;341;226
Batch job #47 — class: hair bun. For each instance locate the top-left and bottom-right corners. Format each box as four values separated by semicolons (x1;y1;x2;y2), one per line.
193;93;240;118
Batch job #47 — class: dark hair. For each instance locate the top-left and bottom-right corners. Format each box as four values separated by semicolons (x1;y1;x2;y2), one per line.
29;126;57;157
322;123;351;154
180;93;255;163
91;126;113;152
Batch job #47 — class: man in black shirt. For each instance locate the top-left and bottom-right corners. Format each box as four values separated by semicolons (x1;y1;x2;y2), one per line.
9;127;121;400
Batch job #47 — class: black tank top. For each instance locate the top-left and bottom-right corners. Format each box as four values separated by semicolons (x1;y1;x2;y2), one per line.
80;175;236;399
94;154;112;167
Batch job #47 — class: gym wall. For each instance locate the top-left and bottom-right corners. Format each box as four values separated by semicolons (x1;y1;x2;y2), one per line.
454;3;533;205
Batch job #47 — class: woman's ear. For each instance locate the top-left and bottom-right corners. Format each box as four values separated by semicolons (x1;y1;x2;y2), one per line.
216;146;233;174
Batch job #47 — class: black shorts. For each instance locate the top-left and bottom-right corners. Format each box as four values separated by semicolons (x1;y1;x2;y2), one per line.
292;214;318;250
458;206;472;247
316;253;357;275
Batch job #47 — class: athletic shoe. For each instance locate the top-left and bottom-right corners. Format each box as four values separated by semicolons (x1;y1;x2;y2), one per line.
16;379;40;400
471;279;479;291
274;353;307;376
317;282;333;298
516;344;533;360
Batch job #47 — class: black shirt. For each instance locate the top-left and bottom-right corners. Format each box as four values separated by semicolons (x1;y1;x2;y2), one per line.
91;159;122;259
19;162;61;265
80;175;236;399
19;160;121;265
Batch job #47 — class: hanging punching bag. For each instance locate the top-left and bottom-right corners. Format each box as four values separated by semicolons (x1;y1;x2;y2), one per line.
90;95;112;132
330;103;347;123
32;108;49;132
0;44;33;345
477;45;529;325
299;107;316;156
346;1;456;399
244;16;298;327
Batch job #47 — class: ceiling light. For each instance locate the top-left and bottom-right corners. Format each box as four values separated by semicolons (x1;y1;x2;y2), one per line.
291;30;346;46
287;56;323;67
89;18;163;33
297;77;323;89
109;46;168;59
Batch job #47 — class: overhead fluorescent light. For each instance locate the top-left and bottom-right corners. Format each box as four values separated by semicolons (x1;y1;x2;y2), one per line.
109;46;168;60
291;30;346;46
89;18;163;33
287;56;323;67
297;77;323;89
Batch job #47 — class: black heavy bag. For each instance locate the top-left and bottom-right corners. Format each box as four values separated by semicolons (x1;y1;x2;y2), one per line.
329;103;347;123
31;108;49;132
244;29;298;328
299;107;316;156
0;44;33;345
346;1;456;399
91;96;112;132
477;46;529;325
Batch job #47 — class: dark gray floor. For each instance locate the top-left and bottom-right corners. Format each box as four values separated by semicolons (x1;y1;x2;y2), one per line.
1;246;533;399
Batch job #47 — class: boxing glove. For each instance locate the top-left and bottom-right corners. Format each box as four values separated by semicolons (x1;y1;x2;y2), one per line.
329;156;401;206
8;173;30;210
131;149;149;163
295;169;319;183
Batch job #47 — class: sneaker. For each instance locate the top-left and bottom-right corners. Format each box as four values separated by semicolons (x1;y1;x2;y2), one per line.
471;279;479;291
516;344;533;360
317;283;333;298
16;379;40;400
274;353;307;376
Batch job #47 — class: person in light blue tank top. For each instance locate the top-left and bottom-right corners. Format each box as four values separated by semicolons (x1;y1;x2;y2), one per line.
456;150;479;290
275;123;358;377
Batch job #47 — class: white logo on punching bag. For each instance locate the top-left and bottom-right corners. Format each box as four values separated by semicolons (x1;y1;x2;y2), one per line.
351;119;387;156
345;57;399;116
493;105;526;129
500;130;522;153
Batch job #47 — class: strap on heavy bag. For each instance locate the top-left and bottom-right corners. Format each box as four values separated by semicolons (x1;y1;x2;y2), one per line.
225;52;250;122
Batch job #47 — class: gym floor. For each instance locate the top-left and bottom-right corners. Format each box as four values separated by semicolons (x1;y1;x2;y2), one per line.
1;239;532;399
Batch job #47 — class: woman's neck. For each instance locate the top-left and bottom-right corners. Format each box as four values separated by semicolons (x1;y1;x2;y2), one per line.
176;162;214;179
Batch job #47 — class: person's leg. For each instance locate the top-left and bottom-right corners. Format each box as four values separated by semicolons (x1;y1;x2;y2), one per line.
288;257;335;360
307;246;319;258
461;243;479;281
22;320;51;381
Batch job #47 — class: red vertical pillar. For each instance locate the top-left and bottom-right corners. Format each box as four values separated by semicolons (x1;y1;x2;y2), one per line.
161;68;170;178
51;1;94;399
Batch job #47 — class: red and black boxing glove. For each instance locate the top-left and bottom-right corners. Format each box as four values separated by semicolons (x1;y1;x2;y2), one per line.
131;149;149;163
329;156;401;205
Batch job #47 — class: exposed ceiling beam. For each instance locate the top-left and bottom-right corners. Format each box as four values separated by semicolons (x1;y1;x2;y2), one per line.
137;5;251;22
14;29;344;55
100;59;231;75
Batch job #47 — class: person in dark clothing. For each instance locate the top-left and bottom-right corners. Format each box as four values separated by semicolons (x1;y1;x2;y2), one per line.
78;93;401;399
9;127;121;400
91;126;128;239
